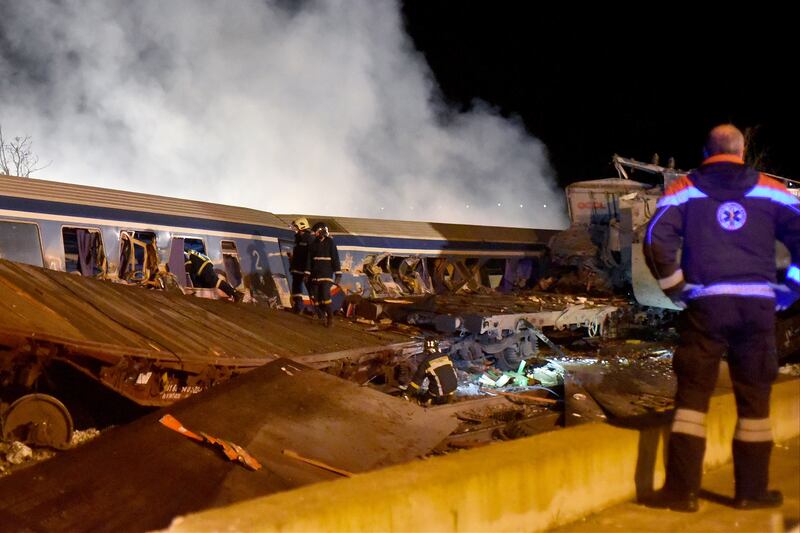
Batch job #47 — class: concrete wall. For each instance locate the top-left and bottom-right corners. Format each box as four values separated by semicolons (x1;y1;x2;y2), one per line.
169;379;800;532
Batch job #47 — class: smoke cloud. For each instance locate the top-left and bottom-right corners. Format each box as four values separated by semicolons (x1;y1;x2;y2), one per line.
0;0;567;229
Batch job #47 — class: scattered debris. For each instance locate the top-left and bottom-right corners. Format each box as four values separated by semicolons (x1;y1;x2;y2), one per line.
492;390;558;406
70;428;102;447
5;442;33;465
779;363;800;377
159;414;262;471
282;449;353;478
529;360;566;388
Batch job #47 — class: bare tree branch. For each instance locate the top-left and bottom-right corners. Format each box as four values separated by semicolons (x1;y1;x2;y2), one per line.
0;123;51;177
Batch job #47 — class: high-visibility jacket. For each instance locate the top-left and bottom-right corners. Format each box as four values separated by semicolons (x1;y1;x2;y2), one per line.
410;352;457;397
644;154;800;301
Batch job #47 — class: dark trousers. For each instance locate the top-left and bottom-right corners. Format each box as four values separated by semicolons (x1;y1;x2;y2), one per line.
310;279;333;317
666;296;777;498
196;265;235;298
290;272;306;313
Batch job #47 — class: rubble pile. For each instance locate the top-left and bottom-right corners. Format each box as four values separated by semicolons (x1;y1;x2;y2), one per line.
0;428;101;477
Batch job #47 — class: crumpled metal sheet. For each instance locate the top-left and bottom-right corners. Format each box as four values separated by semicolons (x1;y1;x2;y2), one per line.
0;359;457;533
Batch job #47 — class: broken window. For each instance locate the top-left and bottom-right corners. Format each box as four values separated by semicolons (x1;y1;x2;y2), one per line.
481;258;506;289
183;238;206;256
62;227;107;277
119;231;158;282
398;256;433;294
167;237;207;288
0;220;44;267
221;240;243;288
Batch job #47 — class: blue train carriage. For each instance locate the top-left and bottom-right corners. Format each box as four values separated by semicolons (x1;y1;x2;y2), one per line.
0;173;293;301
0;171;556;310
274;213;557;311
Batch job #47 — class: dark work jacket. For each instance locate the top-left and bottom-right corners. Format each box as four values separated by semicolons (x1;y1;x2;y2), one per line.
410;352;457;397
290;231;313;274
185;250;218;288
644;154;800;300
306;236;342;281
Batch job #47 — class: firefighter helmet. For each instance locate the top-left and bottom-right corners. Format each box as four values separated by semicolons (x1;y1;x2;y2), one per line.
312;221;329;237
424;339;440;354
292;217;310;231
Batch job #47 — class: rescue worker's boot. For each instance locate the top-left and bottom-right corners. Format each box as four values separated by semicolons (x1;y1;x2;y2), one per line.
733;439;782;509
325;309;334;328
643;432;704;512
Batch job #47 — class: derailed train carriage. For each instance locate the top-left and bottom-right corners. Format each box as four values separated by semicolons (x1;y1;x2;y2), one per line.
0;172;563;426
0;157;797;443
0;173;556;304
0;160;797;364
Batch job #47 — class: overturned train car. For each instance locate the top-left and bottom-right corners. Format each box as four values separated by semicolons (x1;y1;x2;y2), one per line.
0;173;565;416
0;173;556;303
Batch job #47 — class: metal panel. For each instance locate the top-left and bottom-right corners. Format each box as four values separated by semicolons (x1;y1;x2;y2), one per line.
0;259;410;406
0;173;287;229
276;213;557;244
0;359;458;533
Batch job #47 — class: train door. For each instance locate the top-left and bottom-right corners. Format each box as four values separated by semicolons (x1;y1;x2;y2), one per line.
274;239;294;307
221;240;243;288
168;237;208;288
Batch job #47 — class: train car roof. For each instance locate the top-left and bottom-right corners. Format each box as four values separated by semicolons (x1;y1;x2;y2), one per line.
566;178;654;191
276;213;557;245
0;173;556;244
0;173;288;229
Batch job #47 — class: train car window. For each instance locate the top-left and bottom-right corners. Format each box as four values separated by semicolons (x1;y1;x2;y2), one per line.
133;232;157;273
482;258;506;289
0;221;44;267
62;227;106;276
221;240;242;287
183;238;206;256
119;231;158;281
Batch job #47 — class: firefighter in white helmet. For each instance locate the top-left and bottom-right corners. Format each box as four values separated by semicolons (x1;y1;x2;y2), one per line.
289;217;313;313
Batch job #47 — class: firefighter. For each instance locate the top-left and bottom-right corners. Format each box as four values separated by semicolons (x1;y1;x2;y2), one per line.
643;124;800;512
405;339;458;405
305;221;342;327
289;217;313;313
184;249;242;302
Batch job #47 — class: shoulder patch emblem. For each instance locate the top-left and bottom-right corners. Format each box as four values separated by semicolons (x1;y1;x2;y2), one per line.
717;201;747;231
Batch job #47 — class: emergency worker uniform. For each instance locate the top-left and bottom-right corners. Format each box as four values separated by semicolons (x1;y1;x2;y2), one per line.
644;154;800;503
409;350;458;405
290;230;314;313
184;250;237;300
306;232;342;326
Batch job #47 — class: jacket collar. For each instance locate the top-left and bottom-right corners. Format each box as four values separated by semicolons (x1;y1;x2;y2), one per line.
702;154;745;165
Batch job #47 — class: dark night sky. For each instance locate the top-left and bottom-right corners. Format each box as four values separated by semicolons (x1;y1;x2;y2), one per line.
401;4;799;188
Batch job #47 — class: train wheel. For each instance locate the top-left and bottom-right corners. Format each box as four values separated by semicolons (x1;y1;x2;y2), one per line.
1;393;74;449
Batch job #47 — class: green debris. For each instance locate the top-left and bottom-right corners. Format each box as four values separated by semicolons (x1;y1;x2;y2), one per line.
526;360;565;388
478;369;511;387
478;359;565;389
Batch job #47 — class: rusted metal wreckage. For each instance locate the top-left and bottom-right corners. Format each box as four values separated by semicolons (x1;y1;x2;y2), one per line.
0;259;415;447
0;358;458;532
1;153;798;453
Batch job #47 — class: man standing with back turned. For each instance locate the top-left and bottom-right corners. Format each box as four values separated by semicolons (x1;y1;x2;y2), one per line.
644;124;800;512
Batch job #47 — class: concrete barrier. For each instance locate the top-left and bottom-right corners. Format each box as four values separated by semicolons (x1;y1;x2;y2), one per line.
169;378;800;532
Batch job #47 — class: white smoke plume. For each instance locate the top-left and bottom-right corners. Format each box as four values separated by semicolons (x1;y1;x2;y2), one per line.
0;0;567;229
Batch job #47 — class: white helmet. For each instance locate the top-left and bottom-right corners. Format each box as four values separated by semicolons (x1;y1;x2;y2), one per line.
292;217;310;231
